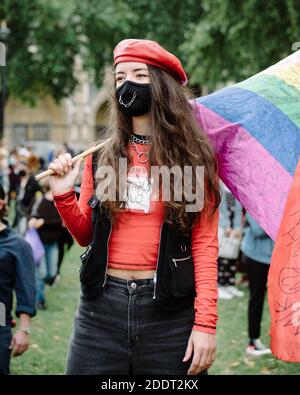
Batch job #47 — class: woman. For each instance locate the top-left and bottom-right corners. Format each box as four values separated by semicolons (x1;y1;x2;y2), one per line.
28;179;64;309
48;39;220;375
241;212;274;356
13;157;41;235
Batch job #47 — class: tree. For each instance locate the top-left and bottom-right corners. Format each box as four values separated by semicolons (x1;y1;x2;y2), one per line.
0;0;82;104
180;0;300;90
74;0;204;86
2;0;299;103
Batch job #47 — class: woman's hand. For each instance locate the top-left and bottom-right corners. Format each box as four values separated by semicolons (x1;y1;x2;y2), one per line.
224;227;232;237
48;153;83;196
35;218;45;229
230;228;242;239
183;331;216;375
28;218;45;229
28;218;44;229
28;218;37;229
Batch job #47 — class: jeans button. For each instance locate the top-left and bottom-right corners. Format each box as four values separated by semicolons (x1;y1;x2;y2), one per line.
130;282;137;290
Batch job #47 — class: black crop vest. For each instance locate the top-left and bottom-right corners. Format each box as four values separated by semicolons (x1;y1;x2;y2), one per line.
78;152;196;311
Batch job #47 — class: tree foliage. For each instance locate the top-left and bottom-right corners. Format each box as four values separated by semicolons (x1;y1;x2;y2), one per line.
180;0;300;90
1;0;299;103
0;0;81;104
75;0;204;86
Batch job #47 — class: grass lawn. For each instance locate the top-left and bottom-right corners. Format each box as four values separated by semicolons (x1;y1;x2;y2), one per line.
10;244;300;375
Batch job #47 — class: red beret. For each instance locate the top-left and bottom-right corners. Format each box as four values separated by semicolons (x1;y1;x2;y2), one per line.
113;39;188;85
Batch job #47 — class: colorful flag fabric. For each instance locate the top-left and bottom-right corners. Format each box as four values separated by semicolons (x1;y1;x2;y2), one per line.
268;158;300;362
194;49;300;241
193;50;300;362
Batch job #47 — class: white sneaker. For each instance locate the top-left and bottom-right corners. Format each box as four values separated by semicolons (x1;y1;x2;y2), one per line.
227;285;245;297
246;338;272;356
218;286;233;300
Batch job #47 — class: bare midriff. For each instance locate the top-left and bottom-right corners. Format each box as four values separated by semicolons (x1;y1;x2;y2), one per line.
107;266;156;280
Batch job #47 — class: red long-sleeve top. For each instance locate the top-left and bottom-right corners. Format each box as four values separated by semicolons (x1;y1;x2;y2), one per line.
53;144;219;334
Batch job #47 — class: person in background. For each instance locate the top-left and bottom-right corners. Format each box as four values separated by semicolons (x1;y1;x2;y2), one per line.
55;225;74;285
218;181;244;299
63;142;75;158
7;163;19;206
13;158;41;235
28;179;64;309
0;183;36;375
0;140;9;193
235;206;249;288
39;157;46;171
241;212;274;356
48;145;67;168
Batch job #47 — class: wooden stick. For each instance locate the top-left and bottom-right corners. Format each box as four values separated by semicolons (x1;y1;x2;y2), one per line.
34;142;106;182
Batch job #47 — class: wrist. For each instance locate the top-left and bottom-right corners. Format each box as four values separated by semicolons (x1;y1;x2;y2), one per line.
193;323;216;335
53;188;75;200
17;327;31;335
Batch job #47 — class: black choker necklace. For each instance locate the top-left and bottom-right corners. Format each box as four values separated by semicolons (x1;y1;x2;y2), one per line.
132;132;151;140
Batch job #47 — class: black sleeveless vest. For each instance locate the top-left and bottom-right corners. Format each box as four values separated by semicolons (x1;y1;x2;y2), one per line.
78;152;196;311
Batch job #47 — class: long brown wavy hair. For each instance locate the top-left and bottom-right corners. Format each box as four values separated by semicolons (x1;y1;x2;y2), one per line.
94;64;220;235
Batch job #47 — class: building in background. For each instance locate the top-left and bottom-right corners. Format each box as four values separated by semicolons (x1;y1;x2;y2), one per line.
4;56;109;157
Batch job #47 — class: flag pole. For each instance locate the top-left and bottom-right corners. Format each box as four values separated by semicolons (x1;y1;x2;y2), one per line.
34;142;105;182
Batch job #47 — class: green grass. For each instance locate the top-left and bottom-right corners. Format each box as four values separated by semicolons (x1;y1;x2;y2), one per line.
210;291;300;375
10;244;300;375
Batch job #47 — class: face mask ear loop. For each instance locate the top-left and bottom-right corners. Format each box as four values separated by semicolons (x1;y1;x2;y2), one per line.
119;91;137;108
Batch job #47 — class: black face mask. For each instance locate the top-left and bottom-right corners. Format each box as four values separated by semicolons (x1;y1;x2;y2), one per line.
116;80;151;117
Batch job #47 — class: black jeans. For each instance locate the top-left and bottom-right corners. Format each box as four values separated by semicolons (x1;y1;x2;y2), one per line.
244;255;270;339
0;326;12;375
66;274;208;375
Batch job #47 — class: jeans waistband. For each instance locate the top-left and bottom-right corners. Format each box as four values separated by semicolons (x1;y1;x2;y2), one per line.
106;274;154;291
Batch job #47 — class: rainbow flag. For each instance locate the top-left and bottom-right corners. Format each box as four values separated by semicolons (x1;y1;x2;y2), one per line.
194;49;300;241
193;50;300;362
268;159;300;362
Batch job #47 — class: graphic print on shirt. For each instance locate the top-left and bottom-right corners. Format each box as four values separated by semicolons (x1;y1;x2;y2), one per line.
123;165;158;213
